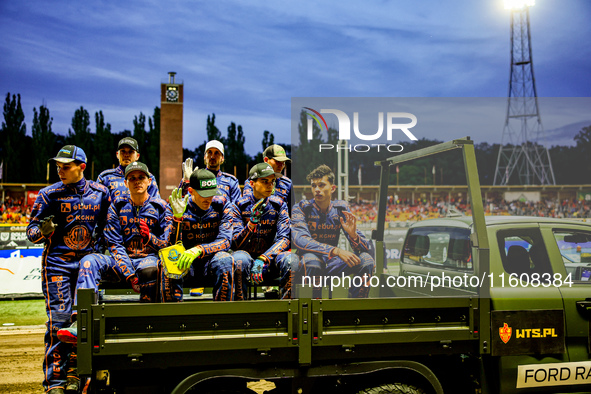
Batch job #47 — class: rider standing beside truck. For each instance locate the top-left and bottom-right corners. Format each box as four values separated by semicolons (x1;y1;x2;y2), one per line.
26;145;111;394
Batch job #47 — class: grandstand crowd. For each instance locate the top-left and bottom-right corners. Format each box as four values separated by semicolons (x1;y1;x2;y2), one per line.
348;196;591;224
3;193;591;225
0;195;31;224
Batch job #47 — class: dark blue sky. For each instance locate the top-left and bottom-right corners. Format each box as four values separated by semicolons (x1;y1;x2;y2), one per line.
1;1;590;155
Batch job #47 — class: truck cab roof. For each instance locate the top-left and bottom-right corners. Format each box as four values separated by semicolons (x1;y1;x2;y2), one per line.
408;215;589;230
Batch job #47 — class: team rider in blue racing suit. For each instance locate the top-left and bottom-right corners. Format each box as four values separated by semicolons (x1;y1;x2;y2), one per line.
57;162;172;345
97;137;160;200
180;140;240;203
27;145;110;394
292;164;375;298
232;163;294;300
242;144;292;212
161;168;236;301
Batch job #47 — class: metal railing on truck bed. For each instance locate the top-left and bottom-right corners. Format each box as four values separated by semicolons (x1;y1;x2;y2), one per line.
77;289;480;390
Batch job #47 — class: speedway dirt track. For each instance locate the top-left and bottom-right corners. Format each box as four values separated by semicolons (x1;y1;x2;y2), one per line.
0;327;274;393
0;327;45;393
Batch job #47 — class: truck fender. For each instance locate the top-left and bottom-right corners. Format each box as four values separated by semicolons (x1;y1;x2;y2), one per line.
171;360;443;394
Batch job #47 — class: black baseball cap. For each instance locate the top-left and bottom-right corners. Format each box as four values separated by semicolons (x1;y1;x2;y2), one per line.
48;145;87;164
249;163;282;180
124;161;150;179
264;144;291;162
190;169;222;198
118;137;139;152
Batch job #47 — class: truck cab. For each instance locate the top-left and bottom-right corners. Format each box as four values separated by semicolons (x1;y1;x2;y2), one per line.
398;215;591;392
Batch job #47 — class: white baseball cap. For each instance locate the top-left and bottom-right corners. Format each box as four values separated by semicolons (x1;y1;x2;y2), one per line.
205;140;224;156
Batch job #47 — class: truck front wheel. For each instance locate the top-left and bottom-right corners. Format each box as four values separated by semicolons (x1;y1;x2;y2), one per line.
356;383;427;394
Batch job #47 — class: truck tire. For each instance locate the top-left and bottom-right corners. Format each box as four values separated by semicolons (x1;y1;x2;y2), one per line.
356;383;427;394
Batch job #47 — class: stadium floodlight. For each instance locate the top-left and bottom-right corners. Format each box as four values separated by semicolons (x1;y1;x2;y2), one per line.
504;0;535;10
494;0;555;185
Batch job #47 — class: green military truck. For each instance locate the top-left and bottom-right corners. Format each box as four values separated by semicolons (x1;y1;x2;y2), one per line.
76;138;591;393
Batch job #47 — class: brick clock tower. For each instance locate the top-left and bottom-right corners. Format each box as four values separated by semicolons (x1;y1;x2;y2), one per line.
159;72;183;194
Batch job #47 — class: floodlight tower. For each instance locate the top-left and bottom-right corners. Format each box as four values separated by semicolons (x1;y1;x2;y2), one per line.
494;0;556;185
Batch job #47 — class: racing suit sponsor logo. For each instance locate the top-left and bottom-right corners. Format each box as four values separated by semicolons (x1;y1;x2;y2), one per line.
73;203;101;211
64;225;91;250
191;222;219;230
317;223;338;230
61;203;71;213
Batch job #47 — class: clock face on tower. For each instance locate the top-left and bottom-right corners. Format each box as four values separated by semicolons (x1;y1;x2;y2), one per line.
166;86;179;102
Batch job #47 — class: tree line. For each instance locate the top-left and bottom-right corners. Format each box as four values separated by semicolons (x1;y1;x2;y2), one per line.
292;109;591;186
2;93;589;186
0;93;285;185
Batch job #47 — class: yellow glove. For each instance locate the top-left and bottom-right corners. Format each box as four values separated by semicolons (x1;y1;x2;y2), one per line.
177;247;202;270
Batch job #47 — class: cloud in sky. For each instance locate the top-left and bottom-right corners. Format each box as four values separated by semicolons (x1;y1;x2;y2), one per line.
1;0;590;156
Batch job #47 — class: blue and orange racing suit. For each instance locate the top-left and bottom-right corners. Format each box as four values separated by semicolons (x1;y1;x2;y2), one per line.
242;174;292;213
160;195;236;301
98;165;160;200
292;199;375;298
77;194;172;303
232;193;294;300
27;178;110;391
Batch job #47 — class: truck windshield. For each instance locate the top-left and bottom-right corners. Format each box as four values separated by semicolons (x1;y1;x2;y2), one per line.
402;226;472;271
552;230;591;282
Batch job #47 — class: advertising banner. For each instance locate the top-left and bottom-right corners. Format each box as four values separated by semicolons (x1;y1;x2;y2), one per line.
0;250;42;298
0;226;43;298
0;225;40;251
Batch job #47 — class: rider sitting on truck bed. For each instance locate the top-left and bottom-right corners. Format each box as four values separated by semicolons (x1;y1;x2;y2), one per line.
292;164;375;298
161;168;236;301
232;162;295;300
67;161;172;306
57;161;172;346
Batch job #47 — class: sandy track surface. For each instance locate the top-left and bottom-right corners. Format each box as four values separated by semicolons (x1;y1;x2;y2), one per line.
0;326;275;394
0;326;45;393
